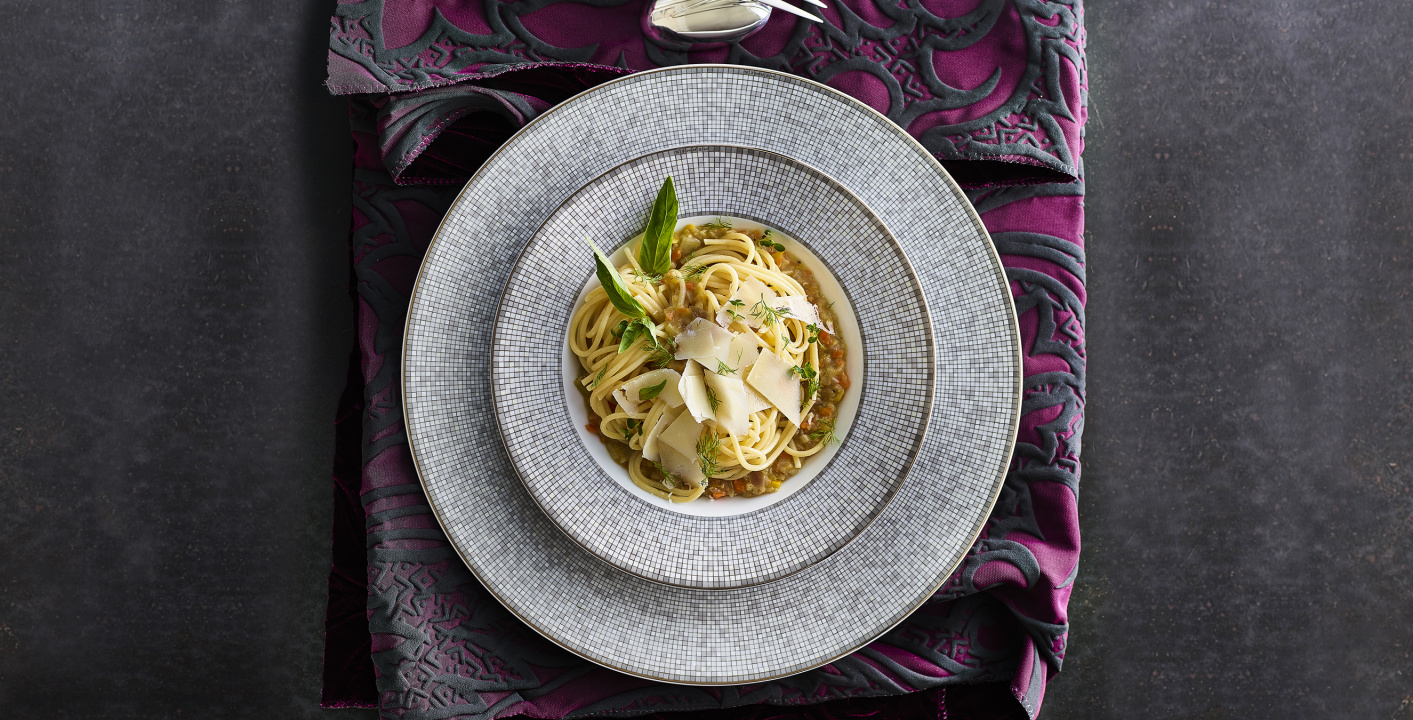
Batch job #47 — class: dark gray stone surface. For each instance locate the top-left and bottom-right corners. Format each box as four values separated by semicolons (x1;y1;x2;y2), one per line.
0;1;1408;718
1047;2;1413;718
0;1;368;717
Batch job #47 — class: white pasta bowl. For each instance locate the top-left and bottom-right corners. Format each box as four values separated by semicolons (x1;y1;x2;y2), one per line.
491;144;935;589
563;216;862;520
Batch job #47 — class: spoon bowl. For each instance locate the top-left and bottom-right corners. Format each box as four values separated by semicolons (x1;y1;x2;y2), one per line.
647;0;771;43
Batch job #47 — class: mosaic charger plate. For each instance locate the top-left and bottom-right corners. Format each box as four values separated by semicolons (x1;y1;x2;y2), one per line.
403;66;1022;684
491;145;934;589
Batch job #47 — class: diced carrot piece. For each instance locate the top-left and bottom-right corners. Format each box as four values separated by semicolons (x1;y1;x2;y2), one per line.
836;372;850;390
733;479;746;492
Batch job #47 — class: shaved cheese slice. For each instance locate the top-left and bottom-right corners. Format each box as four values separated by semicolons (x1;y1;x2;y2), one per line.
738;277;777;307
673;322;713;360
621;368;684;408
674;317;734;362
678;360;712;422
659;411;704;467
744;384;772;413
716;277;778;328
774;295;821;327
641;406;682;463
710;338;735;369
745;350;802;426
714;304;742;328
724;332;762;375
697;319;737;369
658;446;706;486
703;371;750;437
612;388;640;416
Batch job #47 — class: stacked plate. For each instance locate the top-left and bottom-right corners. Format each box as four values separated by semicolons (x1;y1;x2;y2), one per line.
402;65;1022;685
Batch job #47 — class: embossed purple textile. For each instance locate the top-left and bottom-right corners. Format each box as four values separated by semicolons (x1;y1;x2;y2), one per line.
321;2;1085;719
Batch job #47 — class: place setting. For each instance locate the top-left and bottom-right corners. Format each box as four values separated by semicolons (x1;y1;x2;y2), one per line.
402;66;1022;684
323;1;1089;716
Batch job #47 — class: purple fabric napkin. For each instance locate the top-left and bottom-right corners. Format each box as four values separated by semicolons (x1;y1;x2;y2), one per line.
320;2;1086;718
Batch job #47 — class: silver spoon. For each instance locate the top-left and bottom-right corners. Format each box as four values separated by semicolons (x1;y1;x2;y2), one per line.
648;0;821;44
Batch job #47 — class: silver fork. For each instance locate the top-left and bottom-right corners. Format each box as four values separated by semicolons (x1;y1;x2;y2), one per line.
648;0;823;43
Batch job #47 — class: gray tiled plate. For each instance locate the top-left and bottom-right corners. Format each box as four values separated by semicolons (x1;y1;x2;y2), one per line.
403;65;1021;685
492;145;933;589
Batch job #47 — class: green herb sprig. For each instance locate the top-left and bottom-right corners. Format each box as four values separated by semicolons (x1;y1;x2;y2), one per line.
807;417;839;446
722;298;745;322
653;460;678;489
751;299;793;326
715;360;738;376
758;230;785;253
648;342;676;368
617;318;663;354
620;418;644;442
702;217;732;230
638;177;677;276
696;432;722;478
704;383;721;416
791;362;820;406
587;238;664;354
639;379;668;402
589;239;646;319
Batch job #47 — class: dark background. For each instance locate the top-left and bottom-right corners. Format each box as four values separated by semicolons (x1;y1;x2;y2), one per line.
1;1;1409;718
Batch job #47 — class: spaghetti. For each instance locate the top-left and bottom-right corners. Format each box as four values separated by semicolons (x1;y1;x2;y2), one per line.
571;219;850;502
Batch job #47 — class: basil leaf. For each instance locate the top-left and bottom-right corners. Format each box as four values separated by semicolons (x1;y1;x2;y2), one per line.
618;320;646;354
588;239;647;320
619;318;662;354
638;317;665;347
638;176;677;276
638;379;668;402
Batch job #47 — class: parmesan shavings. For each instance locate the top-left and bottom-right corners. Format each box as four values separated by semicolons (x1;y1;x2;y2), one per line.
641;406;682;463
703;369;750;437
621;368;684;407
674;317;733;363
715;277;778;329
745;350;803;426
678;360;712;423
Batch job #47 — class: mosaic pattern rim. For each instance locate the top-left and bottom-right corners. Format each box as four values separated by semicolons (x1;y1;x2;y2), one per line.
490;144;935;589
402;65;1022;685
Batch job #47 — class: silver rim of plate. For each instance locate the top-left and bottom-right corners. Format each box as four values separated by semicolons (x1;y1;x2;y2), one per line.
491;145;935;589
402;65;1023;685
